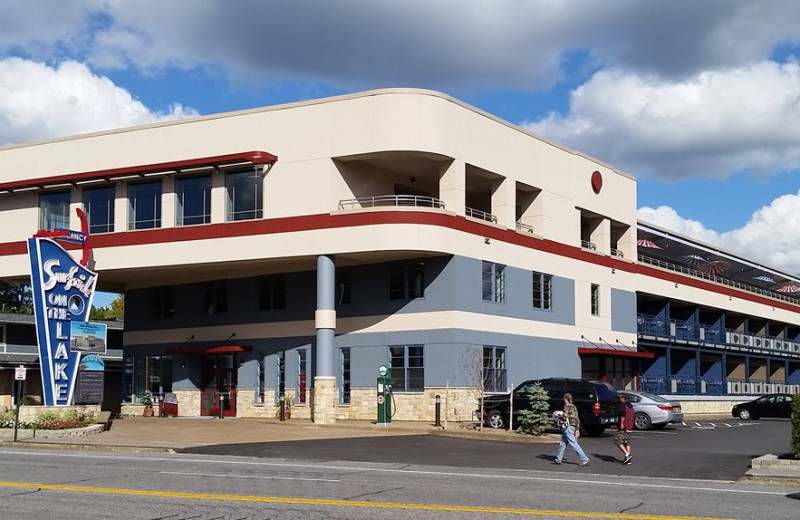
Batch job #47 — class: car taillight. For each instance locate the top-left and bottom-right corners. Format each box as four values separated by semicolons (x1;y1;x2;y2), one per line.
594;402;600;415
657;405;673;411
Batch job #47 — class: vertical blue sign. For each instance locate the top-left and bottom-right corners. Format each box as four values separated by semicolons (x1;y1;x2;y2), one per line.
27;238;98;406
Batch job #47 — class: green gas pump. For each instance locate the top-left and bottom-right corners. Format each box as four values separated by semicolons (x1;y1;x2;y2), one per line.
377;364;392;425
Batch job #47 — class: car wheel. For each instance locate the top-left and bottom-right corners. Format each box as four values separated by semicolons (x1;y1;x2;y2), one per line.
737;408;751;420
583;425;605;436
634;412;652;430
486;410;505;429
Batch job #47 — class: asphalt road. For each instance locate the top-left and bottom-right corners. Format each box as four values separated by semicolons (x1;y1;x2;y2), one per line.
1;445;799;520
181;419;794;481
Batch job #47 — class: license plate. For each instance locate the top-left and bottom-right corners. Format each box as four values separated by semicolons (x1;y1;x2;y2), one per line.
674;406;681;413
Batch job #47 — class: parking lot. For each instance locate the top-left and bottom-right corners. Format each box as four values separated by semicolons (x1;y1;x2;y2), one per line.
182;418;793;481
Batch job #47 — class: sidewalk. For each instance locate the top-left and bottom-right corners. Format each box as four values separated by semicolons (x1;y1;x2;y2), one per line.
0;416;559;452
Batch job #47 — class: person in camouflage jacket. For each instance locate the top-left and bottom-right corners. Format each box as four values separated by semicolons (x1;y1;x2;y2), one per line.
552;393;590;466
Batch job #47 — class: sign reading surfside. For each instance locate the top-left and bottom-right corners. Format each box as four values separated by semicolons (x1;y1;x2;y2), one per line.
27;237;98;406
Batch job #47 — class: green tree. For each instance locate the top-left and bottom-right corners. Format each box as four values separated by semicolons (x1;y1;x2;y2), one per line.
90;294;125;320
0;282;32;314
515;382;551;436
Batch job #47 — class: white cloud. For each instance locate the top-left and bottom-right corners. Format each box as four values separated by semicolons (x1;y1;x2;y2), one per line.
639;191;800;274
0;58;197;146
525;61;800;181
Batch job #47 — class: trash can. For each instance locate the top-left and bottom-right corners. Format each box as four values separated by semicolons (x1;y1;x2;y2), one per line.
162;392;178;417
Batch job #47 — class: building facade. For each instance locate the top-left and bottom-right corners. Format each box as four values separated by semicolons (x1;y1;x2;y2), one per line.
0;89;798;421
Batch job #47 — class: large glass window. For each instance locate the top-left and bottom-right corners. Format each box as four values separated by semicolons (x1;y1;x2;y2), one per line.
203;281;228;315
297;350;307;405
39;191;71;231
591;283;600;316
83;185;115;233
336;269;351;305
123;355;173;403
340;348;351;405
151;286;175;319
255;357;266;404
532;272;553;310
176;175;211;226
483;346;507;392
259;275;286;310
128;181;162;230
388;263;424;300
226;168;264;221
482;261;505;303
390;345;424;392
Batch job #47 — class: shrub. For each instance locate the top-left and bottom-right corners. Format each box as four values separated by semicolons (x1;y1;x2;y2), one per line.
515;383;551;436
37;410;59;422
792;394;800;459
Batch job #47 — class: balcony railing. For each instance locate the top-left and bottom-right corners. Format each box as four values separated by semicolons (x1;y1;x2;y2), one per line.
338;195;445;210
638;253;800;306
639;376;800;396
515;221;534;234
637;314;800;354
465;207;497;223
580;240;596;250
610;247;624;258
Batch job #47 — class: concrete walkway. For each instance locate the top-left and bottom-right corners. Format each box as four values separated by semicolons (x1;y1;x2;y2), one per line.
0;416;559;451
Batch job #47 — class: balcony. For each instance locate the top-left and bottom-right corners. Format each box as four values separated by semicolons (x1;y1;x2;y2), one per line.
515;221;534;234
338;195;445;211
580;240;596;251
465;207;497;224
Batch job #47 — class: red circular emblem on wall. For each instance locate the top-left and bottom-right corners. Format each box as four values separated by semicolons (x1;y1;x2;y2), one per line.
591;170;603;194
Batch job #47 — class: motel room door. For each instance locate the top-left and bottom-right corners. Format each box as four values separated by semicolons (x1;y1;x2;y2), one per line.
200;354;238;417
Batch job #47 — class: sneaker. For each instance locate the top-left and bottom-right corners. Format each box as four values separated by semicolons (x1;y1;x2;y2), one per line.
579;460;590;466
551;459;562;465
623;455;633;465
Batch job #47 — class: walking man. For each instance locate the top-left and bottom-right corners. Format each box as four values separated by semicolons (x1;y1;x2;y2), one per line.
615;393;635;464
553;393;590;466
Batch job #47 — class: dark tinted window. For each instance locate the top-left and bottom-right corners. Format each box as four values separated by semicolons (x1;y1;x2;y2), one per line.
565;381;593;398
593;382;619;401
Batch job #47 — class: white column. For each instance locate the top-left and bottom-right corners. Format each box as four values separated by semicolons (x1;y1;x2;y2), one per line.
491;177;516;229
439;160;465;215
210;168;226;224
114;182;127;231
161;176;175;228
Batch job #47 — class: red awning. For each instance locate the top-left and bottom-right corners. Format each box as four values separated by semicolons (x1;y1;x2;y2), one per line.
578;347;654;359
165;345;252;355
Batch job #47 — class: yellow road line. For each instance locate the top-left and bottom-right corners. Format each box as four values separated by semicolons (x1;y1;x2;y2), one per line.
0;481;733;520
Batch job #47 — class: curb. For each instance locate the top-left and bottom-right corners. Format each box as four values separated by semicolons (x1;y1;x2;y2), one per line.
0;440;174;454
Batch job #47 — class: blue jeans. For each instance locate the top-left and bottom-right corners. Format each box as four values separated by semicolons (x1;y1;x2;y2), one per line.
555;425;588;463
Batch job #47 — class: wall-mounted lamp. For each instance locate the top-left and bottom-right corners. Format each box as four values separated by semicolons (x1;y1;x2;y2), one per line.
611;268;616;274
674;283;679;288
484;238;491;245
411;176;416;184
180;361;186;369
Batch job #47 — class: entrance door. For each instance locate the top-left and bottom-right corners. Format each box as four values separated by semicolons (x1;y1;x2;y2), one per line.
200;354;238;417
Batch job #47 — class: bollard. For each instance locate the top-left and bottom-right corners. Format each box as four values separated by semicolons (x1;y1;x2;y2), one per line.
279;394;286;422
218;393;225;419
434;394;441;428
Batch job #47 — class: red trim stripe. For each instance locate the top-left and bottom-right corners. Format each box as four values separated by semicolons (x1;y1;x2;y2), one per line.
3;210;798;313
578;348;654;359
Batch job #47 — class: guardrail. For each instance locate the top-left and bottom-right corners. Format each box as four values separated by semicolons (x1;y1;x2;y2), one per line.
516;221;534;234
338;195;445;210
465;207;497;223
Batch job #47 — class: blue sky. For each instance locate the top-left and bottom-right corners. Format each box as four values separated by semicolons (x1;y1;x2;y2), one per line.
2;1;800;304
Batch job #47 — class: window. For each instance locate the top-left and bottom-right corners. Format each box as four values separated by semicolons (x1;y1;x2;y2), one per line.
482;261;505;303
203;281;228;315
39;191;71;231
151;286;175;319
483;346;507;392
340;348;351;405
259;275;286;310
591;283;600;316
390;345;424;392
226;168;264;221
276;351;285;403
123;355;173;402
388;263;424;300
128;181;162;229
336;269;351;305
83;185;115;233
176;175;211;226
532;272;553;310
255;357;266;404
297;350;307;405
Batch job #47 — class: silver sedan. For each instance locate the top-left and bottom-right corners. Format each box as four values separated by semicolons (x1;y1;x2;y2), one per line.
619;390;684;430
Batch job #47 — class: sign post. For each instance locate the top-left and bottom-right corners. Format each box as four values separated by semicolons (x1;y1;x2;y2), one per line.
13;365;26;442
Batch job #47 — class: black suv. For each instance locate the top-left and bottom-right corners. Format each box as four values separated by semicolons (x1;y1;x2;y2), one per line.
480;378;620;436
